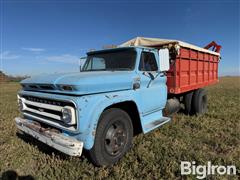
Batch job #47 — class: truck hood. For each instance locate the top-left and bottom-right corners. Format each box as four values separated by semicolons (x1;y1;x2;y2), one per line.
21;71;136;95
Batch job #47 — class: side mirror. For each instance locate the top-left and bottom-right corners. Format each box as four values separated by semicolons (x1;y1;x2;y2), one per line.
158;49;170;72
79;57;87;72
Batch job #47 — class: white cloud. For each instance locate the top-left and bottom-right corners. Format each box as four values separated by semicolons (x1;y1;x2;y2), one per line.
45;54;79;64
0;51;20;60
22;47;45;52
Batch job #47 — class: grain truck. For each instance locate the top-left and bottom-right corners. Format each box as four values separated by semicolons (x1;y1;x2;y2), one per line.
15;37;221;166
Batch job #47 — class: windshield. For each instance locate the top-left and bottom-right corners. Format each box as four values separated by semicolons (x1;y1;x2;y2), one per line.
82;49;136;71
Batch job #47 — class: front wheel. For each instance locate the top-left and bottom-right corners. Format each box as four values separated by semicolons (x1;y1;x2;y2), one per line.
88;108;133;166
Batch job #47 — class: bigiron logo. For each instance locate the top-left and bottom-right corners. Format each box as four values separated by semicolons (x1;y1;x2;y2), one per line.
181;161;237;179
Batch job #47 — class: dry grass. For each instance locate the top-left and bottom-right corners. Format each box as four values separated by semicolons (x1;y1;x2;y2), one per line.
0;77;239;179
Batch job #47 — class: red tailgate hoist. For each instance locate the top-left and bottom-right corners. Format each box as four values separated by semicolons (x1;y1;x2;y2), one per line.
204;41;222;53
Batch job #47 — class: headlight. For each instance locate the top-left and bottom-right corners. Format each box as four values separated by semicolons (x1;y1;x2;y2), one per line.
62;107;72;124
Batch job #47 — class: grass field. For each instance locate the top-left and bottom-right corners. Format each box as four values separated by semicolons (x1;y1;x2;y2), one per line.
0;77;239;179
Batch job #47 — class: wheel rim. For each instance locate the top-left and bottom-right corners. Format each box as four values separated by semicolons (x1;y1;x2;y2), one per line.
104;121;127;156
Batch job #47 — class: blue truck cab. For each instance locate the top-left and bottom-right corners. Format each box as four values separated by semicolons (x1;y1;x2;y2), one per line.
15;46;172;166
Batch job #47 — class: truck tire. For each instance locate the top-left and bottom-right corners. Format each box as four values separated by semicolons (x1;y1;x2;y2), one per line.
192;88;208;115
88;108;133;166
183;91;194;115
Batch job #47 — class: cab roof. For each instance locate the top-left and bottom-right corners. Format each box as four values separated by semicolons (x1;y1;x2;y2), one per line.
87;46;155;55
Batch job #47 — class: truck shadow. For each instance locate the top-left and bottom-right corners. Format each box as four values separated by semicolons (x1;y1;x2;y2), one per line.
1;170;34;180
16;132;87;161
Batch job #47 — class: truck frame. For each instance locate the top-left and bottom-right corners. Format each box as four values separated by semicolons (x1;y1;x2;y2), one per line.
15;37;221;166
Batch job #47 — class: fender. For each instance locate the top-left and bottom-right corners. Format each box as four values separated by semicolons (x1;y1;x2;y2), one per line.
77;89;140;149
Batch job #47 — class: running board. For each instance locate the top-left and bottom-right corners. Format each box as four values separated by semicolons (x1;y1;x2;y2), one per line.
144;117;171;132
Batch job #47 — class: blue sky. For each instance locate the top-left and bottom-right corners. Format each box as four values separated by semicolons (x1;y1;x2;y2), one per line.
1;0;239;76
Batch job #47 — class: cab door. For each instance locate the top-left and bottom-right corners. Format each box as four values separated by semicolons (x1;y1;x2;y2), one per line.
137;49;167;116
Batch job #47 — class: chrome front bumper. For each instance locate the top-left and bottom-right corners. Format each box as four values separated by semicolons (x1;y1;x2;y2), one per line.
15;117;83;156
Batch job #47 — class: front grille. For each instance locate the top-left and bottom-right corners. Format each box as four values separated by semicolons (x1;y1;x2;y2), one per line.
19;95;77;131
25;104;63;116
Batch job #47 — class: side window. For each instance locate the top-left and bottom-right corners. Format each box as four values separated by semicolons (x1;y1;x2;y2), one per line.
139;52;158;71
86;57;106;70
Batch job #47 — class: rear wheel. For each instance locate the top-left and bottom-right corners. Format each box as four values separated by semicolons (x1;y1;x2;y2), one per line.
192;88;208;115
88;108;133;166
183;91;194;115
